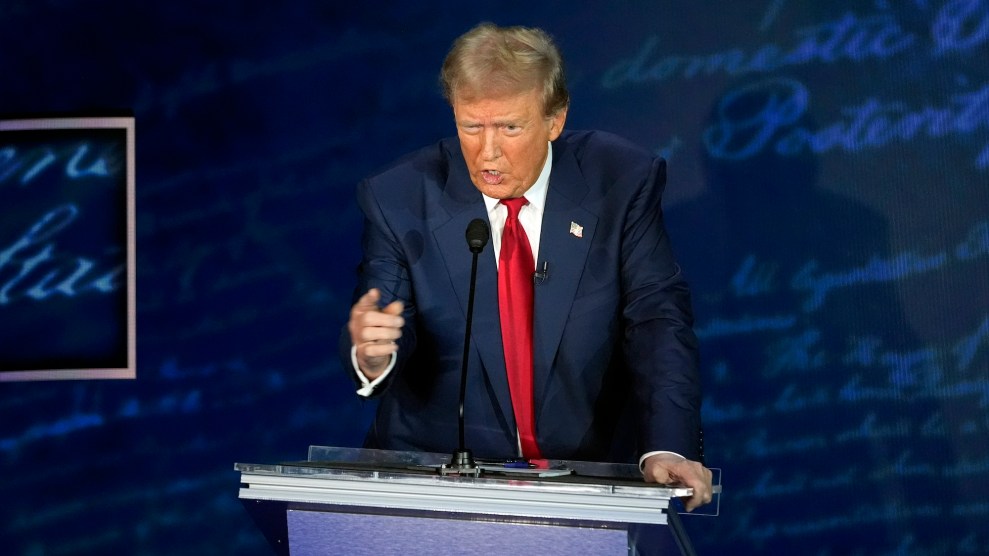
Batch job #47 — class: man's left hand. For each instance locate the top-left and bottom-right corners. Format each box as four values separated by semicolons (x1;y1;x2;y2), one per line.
642;453;714;512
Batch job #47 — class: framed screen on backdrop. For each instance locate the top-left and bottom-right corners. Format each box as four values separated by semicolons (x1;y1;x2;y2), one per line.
0;116;135;381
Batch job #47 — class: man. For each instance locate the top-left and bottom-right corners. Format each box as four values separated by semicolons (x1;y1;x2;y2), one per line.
341;23;712;511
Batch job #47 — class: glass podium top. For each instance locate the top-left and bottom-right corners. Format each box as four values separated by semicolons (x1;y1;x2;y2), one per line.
236;446;721;526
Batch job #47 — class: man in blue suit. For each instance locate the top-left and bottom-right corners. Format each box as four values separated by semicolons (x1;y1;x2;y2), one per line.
342;23;712;511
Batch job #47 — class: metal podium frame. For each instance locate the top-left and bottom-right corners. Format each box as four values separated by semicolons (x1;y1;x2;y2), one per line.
236;446;712;555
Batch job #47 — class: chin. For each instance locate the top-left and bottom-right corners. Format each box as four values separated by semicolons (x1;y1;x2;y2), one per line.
473;182;513;199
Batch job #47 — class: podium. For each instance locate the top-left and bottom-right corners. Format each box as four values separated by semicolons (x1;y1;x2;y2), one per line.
236;446;712;555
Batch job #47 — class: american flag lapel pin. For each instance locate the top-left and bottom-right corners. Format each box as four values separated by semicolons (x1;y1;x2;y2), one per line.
569;221;583;238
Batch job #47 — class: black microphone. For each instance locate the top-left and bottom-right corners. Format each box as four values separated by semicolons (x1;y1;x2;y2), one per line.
466;218;489;254
441;218;489;476
533;261;549;285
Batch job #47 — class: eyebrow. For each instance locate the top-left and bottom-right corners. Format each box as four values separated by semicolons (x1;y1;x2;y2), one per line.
457;117;527;127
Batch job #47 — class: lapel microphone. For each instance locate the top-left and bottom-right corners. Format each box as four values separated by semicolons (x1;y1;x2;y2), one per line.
441;218;489;476
533;261;549;285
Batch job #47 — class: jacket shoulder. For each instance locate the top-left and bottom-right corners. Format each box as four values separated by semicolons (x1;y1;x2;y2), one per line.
560;130;654;160
363;138;458;187
558;130;663;187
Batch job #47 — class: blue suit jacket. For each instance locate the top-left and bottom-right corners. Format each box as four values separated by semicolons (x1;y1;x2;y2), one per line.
341;130;702;463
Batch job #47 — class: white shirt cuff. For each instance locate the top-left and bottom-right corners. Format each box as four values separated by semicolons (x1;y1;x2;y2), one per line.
351;345;397;397
639;450;686;473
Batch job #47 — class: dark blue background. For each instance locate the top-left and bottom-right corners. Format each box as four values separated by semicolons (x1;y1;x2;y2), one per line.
1;1;987;554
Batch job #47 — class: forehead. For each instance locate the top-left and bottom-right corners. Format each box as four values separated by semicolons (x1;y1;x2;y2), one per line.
453;89;544;121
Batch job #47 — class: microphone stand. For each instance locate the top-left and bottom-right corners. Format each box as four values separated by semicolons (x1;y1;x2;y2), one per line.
441;219;488;477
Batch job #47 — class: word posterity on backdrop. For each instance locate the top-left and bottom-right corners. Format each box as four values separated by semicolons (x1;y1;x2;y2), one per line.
0;1;986;554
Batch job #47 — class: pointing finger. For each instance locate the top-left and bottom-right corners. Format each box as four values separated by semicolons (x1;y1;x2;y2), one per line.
352;288;382;315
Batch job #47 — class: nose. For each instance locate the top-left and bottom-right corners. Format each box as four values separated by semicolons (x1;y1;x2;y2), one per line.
480;128;501;160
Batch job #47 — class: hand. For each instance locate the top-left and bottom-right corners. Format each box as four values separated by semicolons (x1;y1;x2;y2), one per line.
642;453;714;512
347;288;405;379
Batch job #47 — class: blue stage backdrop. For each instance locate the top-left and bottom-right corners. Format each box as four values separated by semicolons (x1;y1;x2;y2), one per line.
1;1;987;554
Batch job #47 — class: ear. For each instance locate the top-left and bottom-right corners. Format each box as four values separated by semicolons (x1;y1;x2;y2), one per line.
548;106;568;141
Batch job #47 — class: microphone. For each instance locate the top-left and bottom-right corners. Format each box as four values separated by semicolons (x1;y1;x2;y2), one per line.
466;218;489;254
441;218;489;476
533;261;549;285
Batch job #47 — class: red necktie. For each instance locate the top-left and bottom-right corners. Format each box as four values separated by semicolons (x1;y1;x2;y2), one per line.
498;197;541;459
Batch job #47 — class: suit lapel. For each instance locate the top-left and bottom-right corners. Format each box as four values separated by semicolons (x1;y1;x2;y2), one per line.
533;141;597;419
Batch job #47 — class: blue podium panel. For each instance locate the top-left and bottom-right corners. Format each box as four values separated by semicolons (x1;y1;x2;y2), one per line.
286;508;628;555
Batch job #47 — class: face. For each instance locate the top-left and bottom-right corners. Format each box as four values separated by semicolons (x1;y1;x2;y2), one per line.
453;89;567;199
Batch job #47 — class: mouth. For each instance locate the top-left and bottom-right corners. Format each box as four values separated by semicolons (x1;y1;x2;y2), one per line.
481;169;503;185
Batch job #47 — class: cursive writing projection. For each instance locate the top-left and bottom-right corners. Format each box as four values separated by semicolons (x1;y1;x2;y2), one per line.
704;313;989;425
603;1;989;89
701;219;989;315
0;205;124;305
693;174;988;550
604;1;989;173
0;142;115;186
602;12;915;88
932;0;989;54
0;411;105;453
702;77;989;169
0;134;125;306
135;30;397;117
793;220;987;309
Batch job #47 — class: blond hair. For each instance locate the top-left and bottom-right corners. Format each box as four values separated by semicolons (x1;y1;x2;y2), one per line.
440;23;569;117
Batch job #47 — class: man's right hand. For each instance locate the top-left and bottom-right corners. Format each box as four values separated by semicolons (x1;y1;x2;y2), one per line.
348;288;405;379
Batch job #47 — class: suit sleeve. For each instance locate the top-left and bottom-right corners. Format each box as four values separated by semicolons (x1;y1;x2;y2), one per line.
620;157;703;461
337;178;418;396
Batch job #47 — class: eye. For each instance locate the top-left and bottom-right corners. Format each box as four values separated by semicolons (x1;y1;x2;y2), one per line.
460;124;482;135
503;125;522;136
